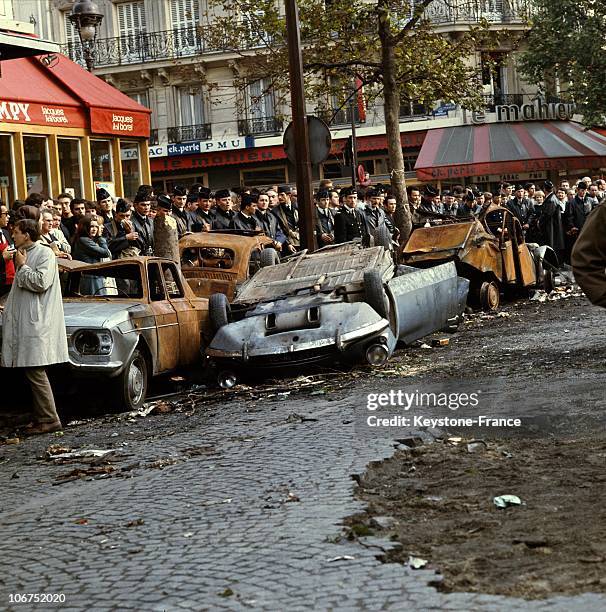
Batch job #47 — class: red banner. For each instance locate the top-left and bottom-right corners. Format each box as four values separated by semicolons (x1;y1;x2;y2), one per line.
90;108;150;138
0;100;86;128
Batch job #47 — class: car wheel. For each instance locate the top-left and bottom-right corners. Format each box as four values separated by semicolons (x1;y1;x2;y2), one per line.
112;348;148;411
260;247;279;267
479;281;500;312
209;293;231;332
543;268;555;294
373;225;392;249
364;269;389;318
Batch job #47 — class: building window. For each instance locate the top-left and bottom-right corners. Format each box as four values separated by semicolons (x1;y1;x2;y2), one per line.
177;86;205;127
239;78;280;135
0;135;16;206
23;136;50;196
120;141;141;197
241;166;287;187
170;0;200;50
58;139;83;198
90;140;113;184
116;1;147;62
128;91;149;108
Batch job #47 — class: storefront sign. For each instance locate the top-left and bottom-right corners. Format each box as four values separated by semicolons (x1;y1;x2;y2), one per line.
470;99;576;125
166;137;253;157
0;99;87;128
473;172;547;183
90;108;149;138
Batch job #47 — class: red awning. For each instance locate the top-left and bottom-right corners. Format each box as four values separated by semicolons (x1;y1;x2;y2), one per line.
0;55;150;138
414;121;606;181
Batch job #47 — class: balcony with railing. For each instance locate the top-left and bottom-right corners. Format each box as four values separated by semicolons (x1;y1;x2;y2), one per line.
318;106;365;127
61;26;246;69
425;0;531;25
167;123;212;143
238;116;283;136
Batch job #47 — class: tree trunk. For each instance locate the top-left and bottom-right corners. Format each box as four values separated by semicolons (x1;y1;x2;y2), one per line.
378;10;412;244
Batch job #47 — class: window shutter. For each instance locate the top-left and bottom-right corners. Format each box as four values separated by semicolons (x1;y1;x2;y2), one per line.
118;2;147;37
64;12;78;44
170;0;200;29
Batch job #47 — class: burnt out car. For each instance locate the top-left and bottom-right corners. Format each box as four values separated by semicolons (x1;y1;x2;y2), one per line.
401;204;559;311
179;231;277;301
0;258;210;411
205;242;468;383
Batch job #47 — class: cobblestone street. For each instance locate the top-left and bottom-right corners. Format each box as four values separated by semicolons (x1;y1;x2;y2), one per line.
2;293;606;611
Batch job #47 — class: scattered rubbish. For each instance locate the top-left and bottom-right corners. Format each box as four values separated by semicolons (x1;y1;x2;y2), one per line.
467;440;488;453
110;432;119;437
425;496;443;503
310;390;326;396
564;329;570;333
74;518;89;525
170;375;186;383
447;437;462;445
493;495;523;508
286;413;319;423
432;338;450;347
327;555;356;562
501;450;514;459
419;343;432;350
408;556;429;569
5;437;19;445
530;291;548;302
11;472;19;479
218;588;234;598
67;419;93;427
371;516;396;530
496;312;511;318
200;498;232;506
513;537;548;549
46;449;115;461
126;519;144;528
183;532;194;538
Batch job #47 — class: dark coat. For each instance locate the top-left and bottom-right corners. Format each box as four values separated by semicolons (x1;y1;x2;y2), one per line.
72;236;111;264
230;211;261;232
212;208;235;230
334;206;368;243
315;207;335;246
191;208;214;232
564;195;590;231
362;205;386;232
172;206;194;237
538;193;565;252
131;211;154;255
256;210;285;243
272;203;300;248
506;197;535;226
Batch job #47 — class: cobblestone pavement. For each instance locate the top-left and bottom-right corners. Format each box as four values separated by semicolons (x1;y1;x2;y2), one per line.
1;294;606;611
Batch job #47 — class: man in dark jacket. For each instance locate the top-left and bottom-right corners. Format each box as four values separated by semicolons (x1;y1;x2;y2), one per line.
538;180;565;261
334;187;368;243
272;185;300;252
131;191;154;255
506;185;535;232
212;189;235;230
107;199;141;259
564;181;591;259
256;192;285;252
231;194;261;231
192;187;214;232
314;190;335;247
171;184;194;237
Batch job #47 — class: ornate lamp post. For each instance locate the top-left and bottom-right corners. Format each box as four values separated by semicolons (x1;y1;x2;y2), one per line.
69;0;104;71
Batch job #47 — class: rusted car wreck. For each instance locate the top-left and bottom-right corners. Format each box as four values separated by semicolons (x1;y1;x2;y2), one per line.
206;242;468;383
401;204;558;311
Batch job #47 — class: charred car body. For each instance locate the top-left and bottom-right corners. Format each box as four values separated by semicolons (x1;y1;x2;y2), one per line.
0;257;210;411
401;204;559;311
206;242;468;382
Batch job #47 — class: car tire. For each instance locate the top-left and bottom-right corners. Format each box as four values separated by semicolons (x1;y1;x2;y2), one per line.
260;247;279;267
364;269;389;319
209;293;231;332
112;348;148;411
479;281;500;312
373;225;392;249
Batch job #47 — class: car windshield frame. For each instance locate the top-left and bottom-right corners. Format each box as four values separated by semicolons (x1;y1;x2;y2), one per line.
62;262;146;300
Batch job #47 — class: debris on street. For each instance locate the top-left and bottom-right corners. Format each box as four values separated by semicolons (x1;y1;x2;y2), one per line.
493;495;523;509
408;556;429;570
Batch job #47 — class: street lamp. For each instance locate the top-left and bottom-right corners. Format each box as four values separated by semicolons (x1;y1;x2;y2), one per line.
69;0;104;71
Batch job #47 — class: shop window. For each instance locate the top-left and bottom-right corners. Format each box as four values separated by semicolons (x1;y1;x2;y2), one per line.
58;139;83;198
23;136;50;196
241;166;287;187
321;161;342;180
90;140;113;184
0;135;15;206
120;141;141;198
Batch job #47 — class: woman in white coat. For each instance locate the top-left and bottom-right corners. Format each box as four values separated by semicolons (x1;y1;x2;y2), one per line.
1;219;68;434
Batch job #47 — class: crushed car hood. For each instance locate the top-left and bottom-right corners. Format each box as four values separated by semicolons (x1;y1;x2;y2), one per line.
62;301;143;328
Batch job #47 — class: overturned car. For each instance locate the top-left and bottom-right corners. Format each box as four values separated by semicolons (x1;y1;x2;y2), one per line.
206;242;468;382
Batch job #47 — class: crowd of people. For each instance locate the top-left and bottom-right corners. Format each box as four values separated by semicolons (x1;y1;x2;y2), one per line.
0;176;603;298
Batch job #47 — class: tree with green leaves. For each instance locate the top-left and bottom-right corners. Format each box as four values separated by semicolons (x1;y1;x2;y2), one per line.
518;0;606;127
205;0;491;241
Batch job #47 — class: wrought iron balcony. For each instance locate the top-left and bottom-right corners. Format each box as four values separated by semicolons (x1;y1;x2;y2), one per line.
167;123;212;143
425;0;531;25
149;129;159;146
238;117;283;136
61;26;232;69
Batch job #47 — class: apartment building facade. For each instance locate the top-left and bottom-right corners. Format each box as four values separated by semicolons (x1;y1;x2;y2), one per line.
17;0;551;193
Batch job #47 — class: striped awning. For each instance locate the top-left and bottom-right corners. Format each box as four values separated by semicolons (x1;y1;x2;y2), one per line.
414;121;606;181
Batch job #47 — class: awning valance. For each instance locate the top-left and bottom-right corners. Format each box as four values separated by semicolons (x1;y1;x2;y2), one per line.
0;55;150;138
414;121;606;181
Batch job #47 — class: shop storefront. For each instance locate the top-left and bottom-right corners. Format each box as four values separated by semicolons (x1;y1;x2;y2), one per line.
0;53;151;205
149;131;427;192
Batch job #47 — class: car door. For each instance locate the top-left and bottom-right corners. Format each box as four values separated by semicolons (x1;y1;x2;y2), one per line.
161;262;202;366
148;262;180;371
